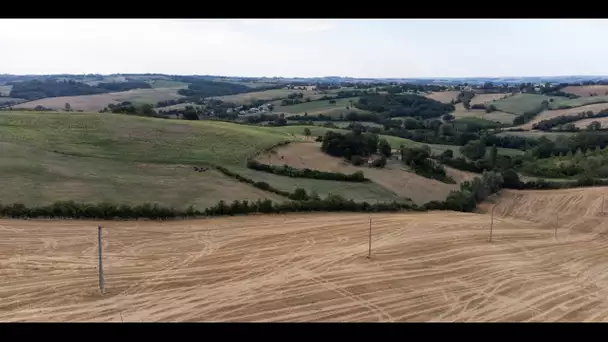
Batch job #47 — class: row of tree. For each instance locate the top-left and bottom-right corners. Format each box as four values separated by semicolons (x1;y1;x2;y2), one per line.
532;110;608;131
246;159;368;182
400;145;455;183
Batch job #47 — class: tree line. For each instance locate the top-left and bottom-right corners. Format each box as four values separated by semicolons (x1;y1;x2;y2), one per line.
354;94;455;119
246;159;368;182
532;110;608;132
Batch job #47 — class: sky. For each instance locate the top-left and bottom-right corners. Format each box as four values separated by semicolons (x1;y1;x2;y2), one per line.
1;19;608;78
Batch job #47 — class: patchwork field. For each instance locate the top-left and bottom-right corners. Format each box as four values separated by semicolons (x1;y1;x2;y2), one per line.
13;88;185;112
255;142;477;204
561;85;608;97
278;97;359;115
2;186;608;322
511;103;608;130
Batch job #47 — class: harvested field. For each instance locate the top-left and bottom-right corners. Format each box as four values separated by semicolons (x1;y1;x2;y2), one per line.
2;187;608;322
561;85;608;97
425;91;460;103
511;103;608;130
13;88;184;112
572;117;608;129
255;142;476;204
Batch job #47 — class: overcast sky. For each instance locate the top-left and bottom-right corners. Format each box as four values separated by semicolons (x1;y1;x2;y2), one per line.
1;19;607;78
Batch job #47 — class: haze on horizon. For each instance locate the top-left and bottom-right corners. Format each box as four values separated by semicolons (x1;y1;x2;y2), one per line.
1;19;608;79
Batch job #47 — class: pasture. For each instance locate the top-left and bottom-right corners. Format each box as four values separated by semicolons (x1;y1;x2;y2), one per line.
278;97;359;115
0;112;296;207
148;80;189;89
2;186;608;322
0;142;281;209
0;112;292;166
490;94;565;115
497;130;575;140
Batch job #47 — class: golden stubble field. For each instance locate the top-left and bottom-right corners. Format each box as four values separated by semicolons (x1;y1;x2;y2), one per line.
1;187;608;322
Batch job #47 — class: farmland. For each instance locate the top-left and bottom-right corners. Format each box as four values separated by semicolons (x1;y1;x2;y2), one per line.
549;95;608;110
513;103;608;130
214;89;317;105
255;142;475;204
572;117;608;129
278;97;359;115
490;94;564;115
561;85;608;97
13;88;185;112
450;103;516;124
0;112;296;207
2;186;608;322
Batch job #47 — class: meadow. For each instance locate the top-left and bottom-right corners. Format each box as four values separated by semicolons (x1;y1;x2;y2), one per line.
490;94;565;115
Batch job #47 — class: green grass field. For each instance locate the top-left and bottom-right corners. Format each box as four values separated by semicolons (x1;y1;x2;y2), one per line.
490;94;566;115
0;112;293;166
549;95;608;110
0;142;282;209
148;80;189;89
277;97;359;115
155;102;198;111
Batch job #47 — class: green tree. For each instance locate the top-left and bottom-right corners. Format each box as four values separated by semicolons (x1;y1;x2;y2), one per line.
303;128;312;136
489;144;498;169
460;140;486;160
586;121;601;131
378;138;392;157
64;102;71;112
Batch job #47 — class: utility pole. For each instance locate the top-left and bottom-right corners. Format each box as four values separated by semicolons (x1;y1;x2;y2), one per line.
367;217;372;259
489;205;495;242
98;224;105;294
555;213;559;239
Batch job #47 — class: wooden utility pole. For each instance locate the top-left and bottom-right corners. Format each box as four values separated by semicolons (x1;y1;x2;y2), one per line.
367;217;372;259
555;213;559;239
98;224;105;294
489;205;495;242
